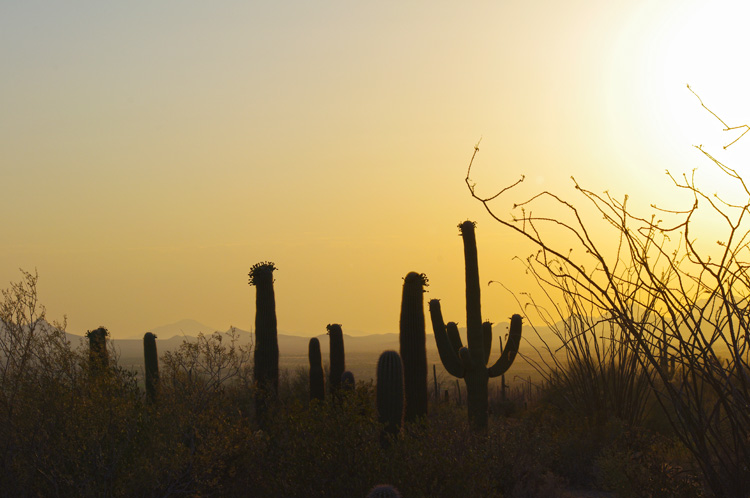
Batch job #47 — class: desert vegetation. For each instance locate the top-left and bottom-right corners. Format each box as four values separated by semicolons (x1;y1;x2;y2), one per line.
1;97;747;497
0;224;711;497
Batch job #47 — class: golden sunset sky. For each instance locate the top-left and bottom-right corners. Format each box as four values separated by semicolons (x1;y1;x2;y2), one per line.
2;0;749;338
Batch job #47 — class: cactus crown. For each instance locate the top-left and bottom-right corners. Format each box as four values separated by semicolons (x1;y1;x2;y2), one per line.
248;262;277;286
326;323;342;335
404;271;429;288
457;220;477;234
86;327;109;339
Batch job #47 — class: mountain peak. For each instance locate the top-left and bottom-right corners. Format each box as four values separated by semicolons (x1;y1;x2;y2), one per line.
147;319;218;339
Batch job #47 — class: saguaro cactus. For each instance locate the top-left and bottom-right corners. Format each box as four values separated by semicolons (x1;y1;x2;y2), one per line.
341;370;355;390
376;350;404;441
308;337;325;402
327;324;345;394
249;261;279;424
143;332;159;403
399;271;429;422
429;221;522;430
366;484;403;498
659;319;676;381
87;327;109;374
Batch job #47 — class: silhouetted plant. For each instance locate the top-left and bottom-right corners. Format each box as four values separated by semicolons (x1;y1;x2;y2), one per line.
87;326;109;375
429;221;523;430
249;261;279;426
308;337;325;402
376;350;404;444
463;89;750;496
327;323;345;395
399;271;429;422
143;332;159;403
342;370;355;390
366;484;402;498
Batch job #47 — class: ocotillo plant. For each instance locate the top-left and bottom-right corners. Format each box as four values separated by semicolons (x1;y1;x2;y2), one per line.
308;337;325;402
249;261;279;425
327;324;345;394
429;221;522;430
143;332;159;403
87;327;109;374
376;350;404;444
399;271;428;422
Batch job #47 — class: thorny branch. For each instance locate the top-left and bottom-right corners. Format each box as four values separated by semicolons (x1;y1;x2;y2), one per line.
466;87;750;497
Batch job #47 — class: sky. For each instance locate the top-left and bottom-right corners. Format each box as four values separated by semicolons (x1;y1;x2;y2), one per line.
2;0;750;339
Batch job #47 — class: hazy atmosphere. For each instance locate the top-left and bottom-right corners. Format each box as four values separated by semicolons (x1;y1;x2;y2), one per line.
2;0;749;338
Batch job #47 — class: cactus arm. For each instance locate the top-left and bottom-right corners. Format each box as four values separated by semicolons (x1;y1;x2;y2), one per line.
488;314;522;378
446;322;463;353
482;321;492;366
429;299;465;378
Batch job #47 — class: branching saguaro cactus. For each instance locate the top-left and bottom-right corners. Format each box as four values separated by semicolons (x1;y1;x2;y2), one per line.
249;261;279;425
429;221;522;430
143;332;159;403
399;271;428;422
327;324;345;395
87;327;109;375
376;350;404;444
308;337;325;402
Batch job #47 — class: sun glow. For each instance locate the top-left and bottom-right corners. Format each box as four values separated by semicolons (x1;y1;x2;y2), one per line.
602;0;750;208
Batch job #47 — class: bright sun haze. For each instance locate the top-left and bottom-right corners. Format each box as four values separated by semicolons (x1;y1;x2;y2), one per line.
1;0;748;338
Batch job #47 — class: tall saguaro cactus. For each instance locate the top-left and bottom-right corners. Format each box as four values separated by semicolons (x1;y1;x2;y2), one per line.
249;261;279;425
327;324;345;395
399;271;428;422
429;221;522;430
308;337;325;402
143;332;159;403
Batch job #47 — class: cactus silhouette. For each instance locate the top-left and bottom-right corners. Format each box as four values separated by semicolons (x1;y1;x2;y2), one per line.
341;370;355;390
249;261;279;425
429;221;522;430
399;271;428;422
366;484;403;498
327;324;345;394
659;319;676;381
308;337;325;402
376;350;404;443
86;327;109;374
143;332;159;403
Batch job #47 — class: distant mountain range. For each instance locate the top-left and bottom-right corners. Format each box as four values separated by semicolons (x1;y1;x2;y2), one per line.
61;317;553;383
66;316;545;363
69;326;432;364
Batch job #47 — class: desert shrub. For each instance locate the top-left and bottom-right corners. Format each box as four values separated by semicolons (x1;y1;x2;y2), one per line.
0;274;259;497
594;427;704;498
277;365;311;406
242;382;381;498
